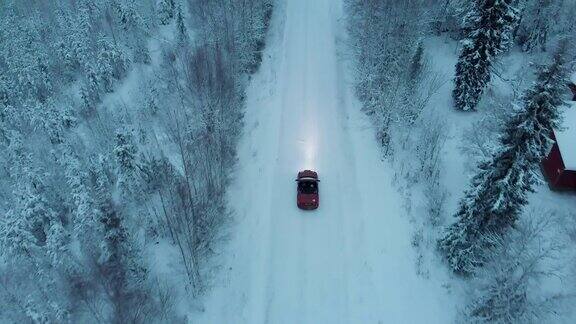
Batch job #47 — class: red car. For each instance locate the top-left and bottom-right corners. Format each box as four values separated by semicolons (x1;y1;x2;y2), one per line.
296;170;320;210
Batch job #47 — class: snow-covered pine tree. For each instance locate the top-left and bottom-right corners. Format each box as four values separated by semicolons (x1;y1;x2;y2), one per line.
95;35;129;93
80;65;101;115
175;5;189;47
145;82;160;115
233;0;273;74
54;4;94;80
36;99;67;145
113;129;142;200
99;203;137;322
452;0;520;111
0;73;9;107
61;145;102;244
439;45;570;275
157;0;175;25
400;42;427;125
93;157;151;323
0;79;9;144
408;42;425;83
111;0;151;64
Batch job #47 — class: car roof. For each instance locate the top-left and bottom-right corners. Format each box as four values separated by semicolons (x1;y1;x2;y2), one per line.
298;170;318;179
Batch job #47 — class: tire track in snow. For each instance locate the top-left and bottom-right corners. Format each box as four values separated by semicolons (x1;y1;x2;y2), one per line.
263;1;308;320
330;2;379;320
194;0;457;322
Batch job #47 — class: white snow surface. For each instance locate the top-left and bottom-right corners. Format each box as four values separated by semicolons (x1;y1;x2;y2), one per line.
556;103;576;170
192;0;455;323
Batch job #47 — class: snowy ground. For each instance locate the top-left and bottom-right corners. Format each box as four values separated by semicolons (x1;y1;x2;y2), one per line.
191;0;457;323
424;36;576;323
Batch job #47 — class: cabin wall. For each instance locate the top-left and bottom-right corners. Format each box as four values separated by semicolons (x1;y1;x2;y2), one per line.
569;82;576;101
542;142;565;187
555;170;576;190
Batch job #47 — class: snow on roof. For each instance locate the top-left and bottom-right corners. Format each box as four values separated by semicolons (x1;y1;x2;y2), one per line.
555;103;576;170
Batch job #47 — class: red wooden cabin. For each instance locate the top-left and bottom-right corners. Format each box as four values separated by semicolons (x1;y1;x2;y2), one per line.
569;82;576;101
542;105;576;190
572;73;576;101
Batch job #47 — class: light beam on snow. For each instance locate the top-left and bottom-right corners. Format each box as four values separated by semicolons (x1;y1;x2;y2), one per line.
301;107;319;171
303;139;317;170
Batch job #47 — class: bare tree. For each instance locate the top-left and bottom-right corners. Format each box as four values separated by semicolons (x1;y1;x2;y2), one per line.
463;210;566;323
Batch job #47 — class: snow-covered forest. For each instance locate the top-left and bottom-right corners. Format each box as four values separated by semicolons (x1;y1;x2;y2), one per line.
1;0;576;323
0;0;272;322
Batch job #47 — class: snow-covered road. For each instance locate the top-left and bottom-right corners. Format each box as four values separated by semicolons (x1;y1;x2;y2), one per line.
194;0;454;322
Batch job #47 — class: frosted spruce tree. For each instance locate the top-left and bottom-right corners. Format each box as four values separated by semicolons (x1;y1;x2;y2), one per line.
453;0;520;111
439;46;570;275
61;145;102;243
114;129;142;200
93;156;153;323
111;0;151;64
158;0;175;25
408;42;425;83
176;5;189;47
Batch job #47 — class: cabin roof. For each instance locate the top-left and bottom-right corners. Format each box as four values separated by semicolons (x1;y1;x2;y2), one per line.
555;102;576;170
